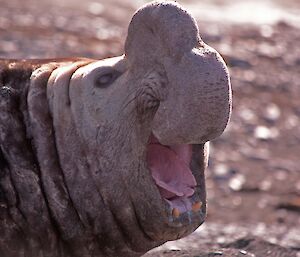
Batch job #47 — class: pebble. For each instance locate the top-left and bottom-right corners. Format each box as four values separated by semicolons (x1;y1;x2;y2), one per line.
260;25;274;38
285;114;298;129
214;164;230;177
87;2;104;15
228;174;246;191
254;126;279;140
259;180;272;191
232;196;242;206
15;13;34;26
243;70;256;82
264;103;281;122
239;108;256;123
212;250;223;255
274;171;287;181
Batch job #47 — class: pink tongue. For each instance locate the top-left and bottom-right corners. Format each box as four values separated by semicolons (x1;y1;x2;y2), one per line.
147;144;196;199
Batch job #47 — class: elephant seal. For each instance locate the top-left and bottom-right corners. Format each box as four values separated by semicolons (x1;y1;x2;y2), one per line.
0;1;232;257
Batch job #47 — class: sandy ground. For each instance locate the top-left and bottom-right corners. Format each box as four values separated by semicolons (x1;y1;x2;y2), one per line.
0;0;299;256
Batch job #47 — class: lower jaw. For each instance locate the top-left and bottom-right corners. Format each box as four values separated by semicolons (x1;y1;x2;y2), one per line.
163;190;206;229
144;200;206;243
135;190;206;243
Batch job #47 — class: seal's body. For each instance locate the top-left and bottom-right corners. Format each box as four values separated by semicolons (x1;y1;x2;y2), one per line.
0;1;231;257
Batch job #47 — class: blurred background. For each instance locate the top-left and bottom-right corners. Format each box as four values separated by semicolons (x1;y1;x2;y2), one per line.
1;0;299;256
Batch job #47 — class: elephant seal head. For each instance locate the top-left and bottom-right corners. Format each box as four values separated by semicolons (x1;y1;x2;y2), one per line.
28;1;231;256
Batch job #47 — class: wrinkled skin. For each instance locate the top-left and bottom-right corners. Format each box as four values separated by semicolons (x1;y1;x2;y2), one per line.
0;1;231;257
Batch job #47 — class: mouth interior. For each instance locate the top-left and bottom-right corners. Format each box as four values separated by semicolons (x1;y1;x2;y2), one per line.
147;134;197;213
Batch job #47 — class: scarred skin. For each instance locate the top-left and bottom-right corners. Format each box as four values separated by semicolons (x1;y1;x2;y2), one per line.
0;1;231;257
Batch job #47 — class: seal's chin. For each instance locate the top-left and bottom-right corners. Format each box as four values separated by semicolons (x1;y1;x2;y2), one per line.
147;134;203;218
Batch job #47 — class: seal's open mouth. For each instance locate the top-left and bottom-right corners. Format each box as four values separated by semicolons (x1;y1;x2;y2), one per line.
147;134;201;216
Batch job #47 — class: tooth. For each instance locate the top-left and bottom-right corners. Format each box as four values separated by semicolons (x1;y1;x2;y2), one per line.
172;208;180;218
192;201;202;212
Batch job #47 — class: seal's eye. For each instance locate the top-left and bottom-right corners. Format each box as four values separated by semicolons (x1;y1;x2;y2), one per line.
95;69;120;88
